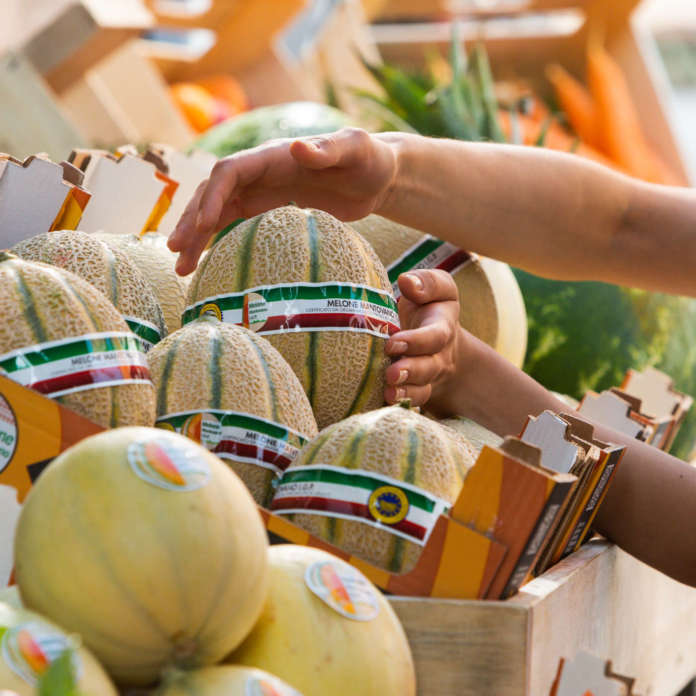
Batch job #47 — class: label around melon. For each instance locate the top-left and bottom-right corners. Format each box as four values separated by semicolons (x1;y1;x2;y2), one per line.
0;395;17;475
156;410;309;477
271;466;449;545
124;316;162;352
0;333;150;399
182;282;400;338
1;621;79;685
386;236;473;299
304;560;380;622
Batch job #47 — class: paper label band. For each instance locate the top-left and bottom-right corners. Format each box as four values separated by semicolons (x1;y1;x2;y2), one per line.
157;410;309;477
124;315;161;351
182;282;400;338
271;465;449;545
0;332;150;398
387;236;472;298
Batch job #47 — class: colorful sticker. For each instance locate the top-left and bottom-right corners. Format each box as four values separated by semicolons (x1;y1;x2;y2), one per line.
271;465;449;545
124;316;162;352
128;436;211;492
387;236;473;299
156;410;309;477
0;332;150;399
1;622;78;685
182;282;400;338
305;560;380;621
245;675;304;696
0;395;17;474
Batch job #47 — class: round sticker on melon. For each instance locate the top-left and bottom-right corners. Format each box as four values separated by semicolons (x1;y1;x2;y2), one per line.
245;675;304;696
0;395;17;475
1;621;78;684
182;412;223;450
128;437;211;492
305;560;380;621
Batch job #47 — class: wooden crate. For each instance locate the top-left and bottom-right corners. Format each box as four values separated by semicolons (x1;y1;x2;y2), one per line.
390;539;696;696
371;0;691;185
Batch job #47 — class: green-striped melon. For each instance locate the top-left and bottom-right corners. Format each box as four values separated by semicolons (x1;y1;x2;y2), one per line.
271;402;475;573
186;205;396;429
350;215;528;367
0;253;155;428
14;427;269;686
230;545;416;696
0;601;117;696
12;230;166;348
148;317;318;504
159;665;304;696
94;231;189;334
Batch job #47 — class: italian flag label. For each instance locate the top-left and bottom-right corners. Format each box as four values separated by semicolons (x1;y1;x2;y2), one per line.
124;315;162;352
271;465;449;545
0;332;150;399
157;410;309;477
387;236;473;298
182;282;400;338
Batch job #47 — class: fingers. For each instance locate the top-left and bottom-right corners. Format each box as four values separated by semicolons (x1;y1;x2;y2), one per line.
290;128;373;170
397;269;459;305
385;354;444;388
384;382;432;408
385;318;455;357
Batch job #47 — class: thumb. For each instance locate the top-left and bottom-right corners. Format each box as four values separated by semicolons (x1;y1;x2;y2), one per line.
397;269;459;306
290;128;373;170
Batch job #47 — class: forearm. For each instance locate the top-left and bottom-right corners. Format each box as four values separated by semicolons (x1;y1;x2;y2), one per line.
377;133;696;295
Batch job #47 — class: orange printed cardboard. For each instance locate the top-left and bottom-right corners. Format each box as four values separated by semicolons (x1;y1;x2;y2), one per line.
0;155;91;247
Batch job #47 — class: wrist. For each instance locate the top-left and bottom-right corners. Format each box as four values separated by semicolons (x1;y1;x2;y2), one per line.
373;132;421;220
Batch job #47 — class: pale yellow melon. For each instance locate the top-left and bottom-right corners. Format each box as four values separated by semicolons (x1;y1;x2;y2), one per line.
350;215;528;367
148;317;318;504
230;545;416;696
14;427;269;686
0;602;117;696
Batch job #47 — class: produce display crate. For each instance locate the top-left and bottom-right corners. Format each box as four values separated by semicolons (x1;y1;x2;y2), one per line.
370;0;691;185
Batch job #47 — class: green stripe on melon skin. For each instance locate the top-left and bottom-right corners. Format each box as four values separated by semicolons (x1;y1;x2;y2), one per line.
305;211;321;411
345;334;379;417
156;332;185;415
247;334;280;423
237;214;264;292
209;326;223;409
15;263;48;344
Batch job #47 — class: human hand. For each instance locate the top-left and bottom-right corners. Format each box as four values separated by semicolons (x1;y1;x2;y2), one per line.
384;269;463;411
168;128;399;275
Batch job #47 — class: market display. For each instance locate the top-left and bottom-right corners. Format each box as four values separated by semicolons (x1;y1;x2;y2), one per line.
185;205;398;429
148;317;318;504
11;230;167;348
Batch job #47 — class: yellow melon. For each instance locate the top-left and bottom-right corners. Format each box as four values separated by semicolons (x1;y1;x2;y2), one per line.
12;230;166;349
14;427;269;686
230;545;416;696
0;602;117;696
271;402;475;573
0;253;155;428
350;215;528;367
148;317;318;504
185;205;398;429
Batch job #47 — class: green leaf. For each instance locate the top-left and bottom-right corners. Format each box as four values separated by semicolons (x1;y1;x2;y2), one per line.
534;116;554;147
38;650;79;696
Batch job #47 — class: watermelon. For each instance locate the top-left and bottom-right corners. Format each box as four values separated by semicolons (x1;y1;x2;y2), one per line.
516;270;696;458
194;102;353;157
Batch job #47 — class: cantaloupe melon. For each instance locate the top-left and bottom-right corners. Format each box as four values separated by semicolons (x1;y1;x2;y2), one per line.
350;215;528;367
437;416;503;453
0;253;155;428
230;545;416;696
94;232;189;334
185;205;399;429
14;427;269;686
271;402;475;573
148;317;318;504
0;602;117;696
12;230;166;349
159;665;303;696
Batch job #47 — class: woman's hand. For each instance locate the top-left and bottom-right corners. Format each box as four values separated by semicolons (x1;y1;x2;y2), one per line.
168;128;400;275
384;269;463;412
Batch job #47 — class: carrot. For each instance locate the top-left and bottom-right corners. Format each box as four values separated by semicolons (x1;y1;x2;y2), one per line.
586;42;682;185
546;63;598;148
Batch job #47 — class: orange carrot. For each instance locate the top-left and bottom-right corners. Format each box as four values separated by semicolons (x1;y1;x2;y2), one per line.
546;63;598;148
586;42;682;185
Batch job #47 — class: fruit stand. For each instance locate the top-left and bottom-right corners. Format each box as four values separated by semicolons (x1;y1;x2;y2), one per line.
1;1;696;695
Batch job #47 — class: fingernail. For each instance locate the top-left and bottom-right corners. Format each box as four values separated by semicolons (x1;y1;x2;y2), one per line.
404;273;423;290
396;369;408;385
387;340;408;355
395;387;406;400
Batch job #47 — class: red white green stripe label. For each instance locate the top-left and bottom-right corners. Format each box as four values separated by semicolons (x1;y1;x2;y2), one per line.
271;465;449;545
0;332;150;398
387;236;472;298
182;282;400;338
124;315;161;351
156;410;309;476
